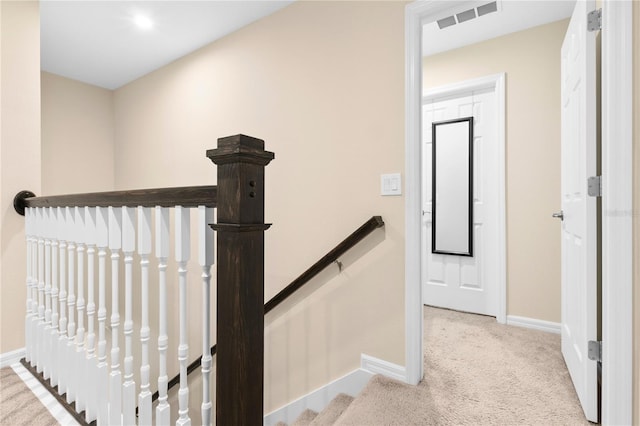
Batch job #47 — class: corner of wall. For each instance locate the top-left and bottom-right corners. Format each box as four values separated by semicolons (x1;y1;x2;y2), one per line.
0;0;41;353
633;1;640;423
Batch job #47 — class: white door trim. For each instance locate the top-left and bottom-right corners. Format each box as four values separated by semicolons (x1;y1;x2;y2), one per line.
422;73;507;325
404;0;493;386
404;4;634;422
601;1;633;424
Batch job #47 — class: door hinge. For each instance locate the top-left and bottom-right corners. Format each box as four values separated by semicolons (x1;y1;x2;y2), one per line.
587;175;602;197
588;340;602;362
587;8;602;32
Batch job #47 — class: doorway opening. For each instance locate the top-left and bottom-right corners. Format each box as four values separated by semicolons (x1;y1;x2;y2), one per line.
405;1;633;424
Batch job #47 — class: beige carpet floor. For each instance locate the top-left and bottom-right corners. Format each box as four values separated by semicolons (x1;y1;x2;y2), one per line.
0;307;593;425
0;366;58;426
335;306;591;425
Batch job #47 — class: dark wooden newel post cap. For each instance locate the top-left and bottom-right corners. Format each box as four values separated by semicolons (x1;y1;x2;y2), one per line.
206;134;274;166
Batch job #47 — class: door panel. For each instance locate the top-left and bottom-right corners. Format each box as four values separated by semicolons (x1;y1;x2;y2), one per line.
422;89;498;316
560;0;598;421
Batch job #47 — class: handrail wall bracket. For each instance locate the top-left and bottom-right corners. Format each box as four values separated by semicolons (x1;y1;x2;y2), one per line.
13;190;36;216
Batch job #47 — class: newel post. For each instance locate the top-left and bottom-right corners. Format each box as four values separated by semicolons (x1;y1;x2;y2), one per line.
207;134;274;425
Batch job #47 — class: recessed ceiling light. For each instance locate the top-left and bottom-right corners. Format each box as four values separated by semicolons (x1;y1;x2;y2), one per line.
134;14;153;30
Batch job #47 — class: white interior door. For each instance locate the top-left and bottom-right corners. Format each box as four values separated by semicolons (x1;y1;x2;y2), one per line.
422;88;499;317
560;0;598;422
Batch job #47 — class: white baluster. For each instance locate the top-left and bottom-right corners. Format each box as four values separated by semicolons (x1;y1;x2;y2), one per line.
155;206;170;426
138;207;152;426
198;206;214;426
122;206;136;426
50;207;59;385
176;206;191;426
43;208;52;379
108;206;122;425
33;208;42;370
96;207;109;426
31;209;39;369
65;206;76;403
85;207;98;423
57;207;68;393
30;208;37;368
24;208;33;364
74;207;86;415
36;207;45;373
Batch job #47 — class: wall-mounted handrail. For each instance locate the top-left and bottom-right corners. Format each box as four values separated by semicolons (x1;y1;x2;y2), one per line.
264;215;384;313
163;215;385;399
13;185;217;212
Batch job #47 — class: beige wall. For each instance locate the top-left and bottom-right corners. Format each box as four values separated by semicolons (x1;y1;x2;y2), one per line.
41;72;115;194
633;1;639;423
424;19;568;322
0;1;41;353
113;0;406;413
0;0;634;419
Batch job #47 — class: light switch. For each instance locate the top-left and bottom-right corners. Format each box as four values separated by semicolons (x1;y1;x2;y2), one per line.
381;173;402;196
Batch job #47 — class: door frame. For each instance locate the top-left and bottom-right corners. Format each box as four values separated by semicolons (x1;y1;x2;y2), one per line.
403;2;633;424
421;73;507;324
600;2;633;424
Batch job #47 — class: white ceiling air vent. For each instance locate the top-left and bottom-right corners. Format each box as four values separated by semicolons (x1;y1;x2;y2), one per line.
437;1;500;30
437;16;457;29
456;8;477;24
477;1;499;17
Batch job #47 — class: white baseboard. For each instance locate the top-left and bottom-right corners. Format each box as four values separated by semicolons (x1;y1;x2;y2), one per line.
506;315;561;334
360;353;406;382
263;354;406;426
263;368;373;426
0;347;25;368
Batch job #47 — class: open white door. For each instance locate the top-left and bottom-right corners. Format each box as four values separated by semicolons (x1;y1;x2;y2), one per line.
559;0;598;422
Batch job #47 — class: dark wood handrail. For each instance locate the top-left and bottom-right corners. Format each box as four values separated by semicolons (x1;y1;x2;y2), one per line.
264;215;384;313
157;215;385;401
13;185;217;212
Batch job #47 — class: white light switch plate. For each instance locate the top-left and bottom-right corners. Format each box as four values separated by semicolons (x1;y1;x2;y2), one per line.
381;173;402;196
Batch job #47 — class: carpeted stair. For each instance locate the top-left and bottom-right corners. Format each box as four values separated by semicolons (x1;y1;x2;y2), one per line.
283;376;418;426
274;306;589;426
284;392;355;426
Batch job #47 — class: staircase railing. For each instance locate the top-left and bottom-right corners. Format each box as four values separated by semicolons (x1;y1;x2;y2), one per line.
162;215;385;398
14;133;385;426
14;134;273;426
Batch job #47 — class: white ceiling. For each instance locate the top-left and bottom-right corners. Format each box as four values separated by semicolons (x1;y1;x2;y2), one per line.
41;1;575;90
40;1;294;90
423;0;576;57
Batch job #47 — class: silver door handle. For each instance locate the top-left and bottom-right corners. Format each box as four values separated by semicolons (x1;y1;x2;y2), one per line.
422;210;431;216
552;211;564;221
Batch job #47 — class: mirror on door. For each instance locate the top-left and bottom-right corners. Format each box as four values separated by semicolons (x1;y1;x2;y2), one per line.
432;116;474;256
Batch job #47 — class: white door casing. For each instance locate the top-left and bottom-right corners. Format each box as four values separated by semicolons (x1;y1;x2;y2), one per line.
560;0;598;422
600;1;633;423
421;77;505;319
